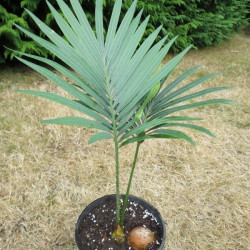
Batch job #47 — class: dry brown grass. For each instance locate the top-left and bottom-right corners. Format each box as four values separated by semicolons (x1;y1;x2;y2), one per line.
0;34;249;250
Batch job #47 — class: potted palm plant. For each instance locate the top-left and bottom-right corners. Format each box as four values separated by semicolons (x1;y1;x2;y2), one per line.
13;0;234;249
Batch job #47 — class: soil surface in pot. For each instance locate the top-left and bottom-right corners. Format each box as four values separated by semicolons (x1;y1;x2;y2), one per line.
77;198;163;249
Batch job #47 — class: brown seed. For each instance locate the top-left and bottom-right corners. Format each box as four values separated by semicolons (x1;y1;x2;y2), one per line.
128;226;155;250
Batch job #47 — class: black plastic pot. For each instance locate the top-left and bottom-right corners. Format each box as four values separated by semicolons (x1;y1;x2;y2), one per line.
75;194;166;249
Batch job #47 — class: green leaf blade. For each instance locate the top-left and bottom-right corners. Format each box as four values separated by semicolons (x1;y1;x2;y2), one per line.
95;0;104;48
105;0;122;53
151;87;233;115
15;89;112;129
119;116;202;142
41;116;110;132
154;123;216;138
10;49;109;109
155;65;201;103
150;99;236;120
88;132;113;144
150;129;196;145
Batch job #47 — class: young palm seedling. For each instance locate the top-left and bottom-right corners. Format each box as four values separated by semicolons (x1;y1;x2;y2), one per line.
13;0;234;248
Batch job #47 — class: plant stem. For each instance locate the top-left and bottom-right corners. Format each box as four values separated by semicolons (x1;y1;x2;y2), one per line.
113;131;120;225
120;141;141;226
109;103;120;225
104;63;121;225
106;85;120;225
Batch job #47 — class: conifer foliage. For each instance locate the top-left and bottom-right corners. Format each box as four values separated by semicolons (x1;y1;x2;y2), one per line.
0;0;249;63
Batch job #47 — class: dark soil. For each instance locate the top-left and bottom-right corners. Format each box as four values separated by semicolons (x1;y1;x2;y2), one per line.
76;197;164;250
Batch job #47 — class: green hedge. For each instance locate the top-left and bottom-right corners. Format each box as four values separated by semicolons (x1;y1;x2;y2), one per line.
0;0;249;63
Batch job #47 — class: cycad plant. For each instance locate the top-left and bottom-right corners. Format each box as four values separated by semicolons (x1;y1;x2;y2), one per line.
14;0;233;244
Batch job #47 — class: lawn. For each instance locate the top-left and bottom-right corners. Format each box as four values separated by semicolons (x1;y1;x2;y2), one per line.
0;33;249;249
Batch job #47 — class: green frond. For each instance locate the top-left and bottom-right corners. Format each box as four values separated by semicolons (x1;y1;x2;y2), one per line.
13;0;234;147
